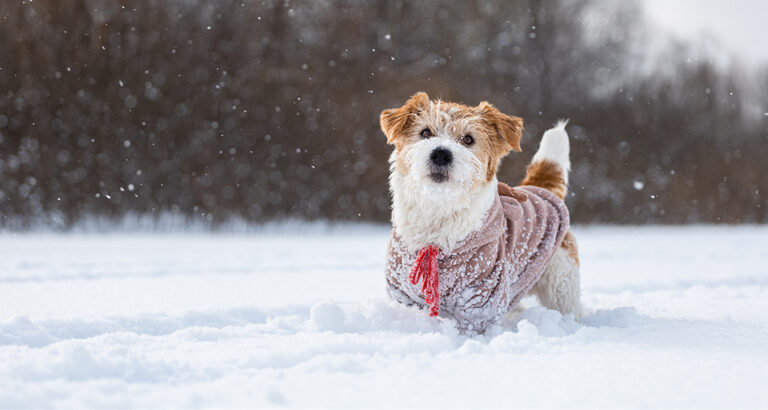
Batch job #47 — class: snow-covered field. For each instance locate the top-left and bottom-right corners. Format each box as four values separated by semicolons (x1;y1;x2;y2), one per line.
1;225;767;408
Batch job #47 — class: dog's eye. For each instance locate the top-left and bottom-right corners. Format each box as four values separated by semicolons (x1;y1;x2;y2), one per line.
420;128;432;138
462;135;474;145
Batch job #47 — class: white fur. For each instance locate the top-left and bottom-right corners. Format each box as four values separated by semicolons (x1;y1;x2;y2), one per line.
531;119;571;182
533;247;581;318
389;137;497;253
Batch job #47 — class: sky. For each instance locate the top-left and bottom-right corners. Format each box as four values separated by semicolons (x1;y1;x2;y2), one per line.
643;0;768;65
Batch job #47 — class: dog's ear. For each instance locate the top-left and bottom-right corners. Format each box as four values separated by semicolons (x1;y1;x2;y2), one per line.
478;101;524;153
380;92;430;145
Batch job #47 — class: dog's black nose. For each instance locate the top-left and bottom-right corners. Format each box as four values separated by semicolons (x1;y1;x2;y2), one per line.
430;147;453;167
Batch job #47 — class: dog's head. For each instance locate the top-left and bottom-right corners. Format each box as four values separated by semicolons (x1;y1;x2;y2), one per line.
381;92;523;197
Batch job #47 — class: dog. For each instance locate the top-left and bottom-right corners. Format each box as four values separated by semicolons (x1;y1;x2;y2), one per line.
381;92;580;333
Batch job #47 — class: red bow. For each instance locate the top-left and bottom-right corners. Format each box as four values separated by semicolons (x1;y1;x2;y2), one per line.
409;245;440;316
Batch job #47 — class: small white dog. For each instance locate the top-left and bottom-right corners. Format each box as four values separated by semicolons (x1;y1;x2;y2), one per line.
381;92;580;333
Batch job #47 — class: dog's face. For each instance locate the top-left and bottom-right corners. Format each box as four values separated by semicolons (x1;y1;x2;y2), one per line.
381;92;523;196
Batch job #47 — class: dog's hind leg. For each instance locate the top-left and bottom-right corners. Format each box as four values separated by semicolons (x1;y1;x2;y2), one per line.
533;232;581;318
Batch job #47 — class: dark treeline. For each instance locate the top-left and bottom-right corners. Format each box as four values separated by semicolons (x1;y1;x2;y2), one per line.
1;0;766;229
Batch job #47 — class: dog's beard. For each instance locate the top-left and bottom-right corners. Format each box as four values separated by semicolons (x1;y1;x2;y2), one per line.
428;169;448;183
403;139;482;203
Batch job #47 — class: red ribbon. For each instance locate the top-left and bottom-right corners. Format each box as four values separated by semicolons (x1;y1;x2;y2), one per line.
408;245;440;316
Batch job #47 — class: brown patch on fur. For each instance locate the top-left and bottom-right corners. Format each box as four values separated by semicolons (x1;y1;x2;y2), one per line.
520;159;568;200
380;92;430;150
478;102;523;181
497;181;528;202
477;102;523;153
560;231;579;266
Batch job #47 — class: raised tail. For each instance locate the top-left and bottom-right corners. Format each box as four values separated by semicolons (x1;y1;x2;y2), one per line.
520;120;570;200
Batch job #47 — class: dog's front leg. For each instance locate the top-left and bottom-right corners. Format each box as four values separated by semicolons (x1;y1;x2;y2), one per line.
452;302;504;335
386;278;418;307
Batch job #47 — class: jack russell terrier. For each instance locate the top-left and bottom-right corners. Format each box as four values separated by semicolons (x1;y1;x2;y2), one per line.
381;92;580;334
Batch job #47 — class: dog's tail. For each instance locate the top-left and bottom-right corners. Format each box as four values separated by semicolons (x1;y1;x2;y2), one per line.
520;120;570;200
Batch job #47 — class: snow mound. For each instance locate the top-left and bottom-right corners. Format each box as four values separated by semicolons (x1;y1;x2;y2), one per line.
1;227;767;407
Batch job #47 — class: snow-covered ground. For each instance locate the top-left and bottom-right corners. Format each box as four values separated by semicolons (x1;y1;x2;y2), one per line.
1;225;767;408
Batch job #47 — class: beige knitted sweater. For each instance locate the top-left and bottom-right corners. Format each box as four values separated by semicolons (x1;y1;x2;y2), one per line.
385;185;570;333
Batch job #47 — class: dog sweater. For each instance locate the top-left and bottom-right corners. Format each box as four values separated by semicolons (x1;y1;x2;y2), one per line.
385;184;570;333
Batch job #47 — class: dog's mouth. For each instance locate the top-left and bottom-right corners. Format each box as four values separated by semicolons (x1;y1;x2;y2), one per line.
429;171;449;183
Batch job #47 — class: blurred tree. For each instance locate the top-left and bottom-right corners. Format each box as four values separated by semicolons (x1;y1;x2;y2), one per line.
0;0;765;229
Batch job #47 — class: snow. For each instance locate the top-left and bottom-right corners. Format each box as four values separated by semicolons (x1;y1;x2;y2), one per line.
1;225;767;408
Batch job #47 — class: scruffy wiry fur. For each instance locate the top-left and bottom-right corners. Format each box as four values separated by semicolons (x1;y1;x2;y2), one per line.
389;149;499;252
381;92;581;317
